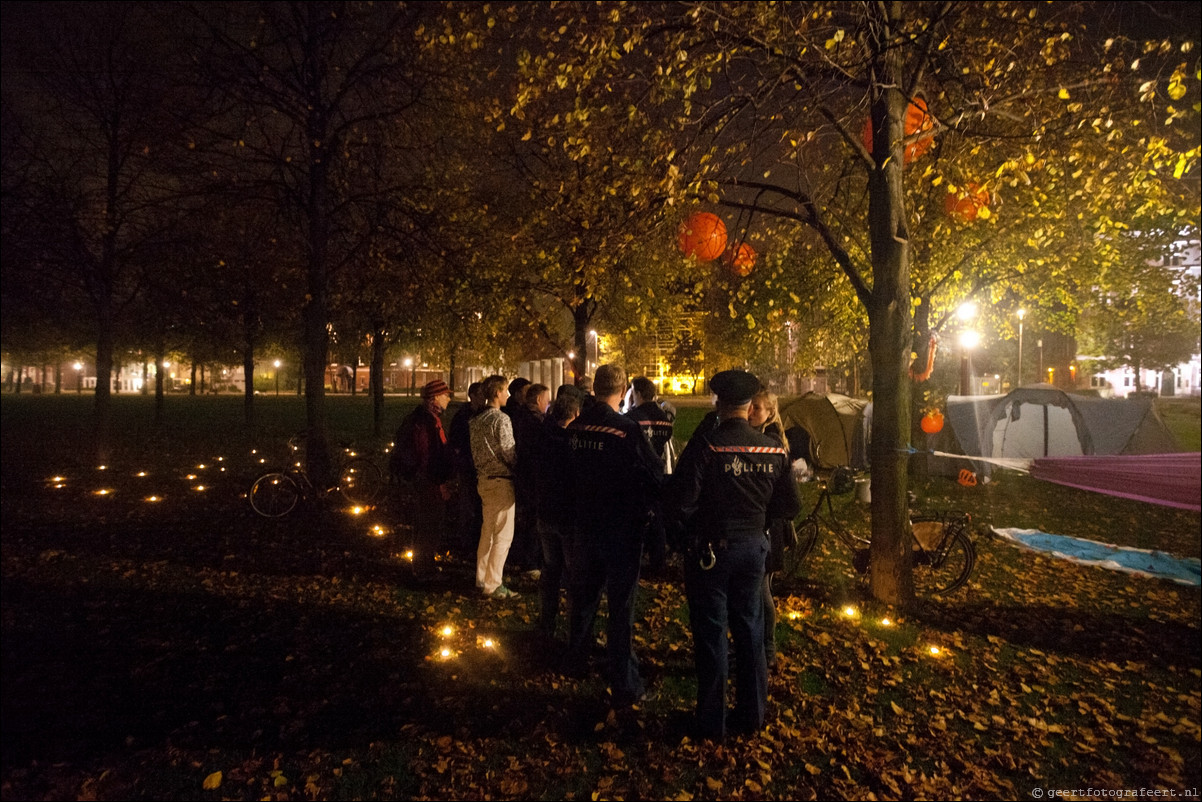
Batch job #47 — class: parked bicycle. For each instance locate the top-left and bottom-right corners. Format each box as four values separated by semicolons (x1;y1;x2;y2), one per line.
785;467;977;595
249;434;385;518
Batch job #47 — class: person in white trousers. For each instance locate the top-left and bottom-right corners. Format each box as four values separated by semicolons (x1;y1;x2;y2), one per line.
469;374;521;599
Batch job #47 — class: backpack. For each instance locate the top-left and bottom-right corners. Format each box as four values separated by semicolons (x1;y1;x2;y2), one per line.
389;414;421;482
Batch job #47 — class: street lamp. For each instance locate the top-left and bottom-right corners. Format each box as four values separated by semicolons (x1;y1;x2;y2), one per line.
1037;339;1044;381
404;358;414;396
74;362;83;395
1016;309;1025;388
273;359;281;396
959;330;980;395
588;330;599;373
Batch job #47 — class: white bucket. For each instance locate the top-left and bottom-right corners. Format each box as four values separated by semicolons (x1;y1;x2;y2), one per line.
855;476;871;503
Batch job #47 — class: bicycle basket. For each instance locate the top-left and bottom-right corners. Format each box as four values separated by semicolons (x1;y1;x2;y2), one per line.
829;467;856;496
911;520;945;551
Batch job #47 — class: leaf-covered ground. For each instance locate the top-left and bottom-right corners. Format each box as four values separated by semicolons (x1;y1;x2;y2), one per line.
2;396;1199;800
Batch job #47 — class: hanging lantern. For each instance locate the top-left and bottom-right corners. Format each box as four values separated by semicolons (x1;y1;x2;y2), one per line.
677;213;728;262
944;183;991;223
861;98;935;163
920;410;945;434
723;242;756;277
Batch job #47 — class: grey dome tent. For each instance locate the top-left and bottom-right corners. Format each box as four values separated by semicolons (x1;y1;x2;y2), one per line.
939;384;1178;474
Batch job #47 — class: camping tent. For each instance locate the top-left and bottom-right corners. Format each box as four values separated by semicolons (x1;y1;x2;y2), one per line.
940;385;1179;469
779;392;871;469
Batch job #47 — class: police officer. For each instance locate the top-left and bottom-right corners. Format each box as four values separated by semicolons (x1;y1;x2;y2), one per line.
626;376;675;575
564;364;664;705
663;369;801;740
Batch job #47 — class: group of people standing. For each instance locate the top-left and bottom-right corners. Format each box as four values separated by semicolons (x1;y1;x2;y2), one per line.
392;365;801;740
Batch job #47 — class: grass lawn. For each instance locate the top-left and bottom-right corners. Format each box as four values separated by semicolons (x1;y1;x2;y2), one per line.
2;393;1199;801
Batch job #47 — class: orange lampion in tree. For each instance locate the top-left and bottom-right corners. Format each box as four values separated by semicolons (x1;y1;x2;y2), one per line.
677;212;728;262
920;410;945;434
862;98;935;163
723;242;756;277
945;183;991;223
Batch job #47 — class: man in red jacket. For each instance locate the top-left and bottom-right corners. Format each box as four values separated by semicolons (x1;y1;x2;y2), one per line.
394;379;454;583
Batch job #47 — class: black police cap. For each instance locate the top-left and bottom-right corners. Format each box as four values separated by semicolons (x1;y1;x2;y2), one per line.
709;369;761;405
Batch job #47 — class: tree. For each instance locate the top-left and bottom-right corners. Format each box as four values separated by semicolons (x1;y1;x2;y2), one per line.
526;2;1199;604
1079;238;1200;389
192;1;448;480
1;3;198;460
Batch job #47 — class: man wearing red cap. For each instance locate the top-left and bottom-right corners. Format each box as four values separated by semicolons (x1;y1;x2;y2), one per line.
393;379;454;582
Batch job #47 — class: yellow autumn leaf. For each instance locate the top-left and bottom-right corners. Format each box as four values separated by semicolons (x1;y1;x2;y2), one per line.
890;701;905;715
202;771;222;790
274;774;289;788
805;763;823;775
1167;78;1186;100
1058;87;1070;99
706;776;723;790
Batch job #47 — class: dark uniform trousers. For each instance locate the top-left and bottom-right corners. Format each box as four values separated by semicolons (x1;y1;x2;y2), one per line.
685;534;769;739
564;404;663;705
566;526;645;704
665;416;801;740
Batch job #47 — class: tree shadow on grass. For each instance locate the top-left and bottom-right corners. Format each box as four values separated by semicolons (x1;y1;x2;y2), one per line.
913;599;1202;668
1;575;429;772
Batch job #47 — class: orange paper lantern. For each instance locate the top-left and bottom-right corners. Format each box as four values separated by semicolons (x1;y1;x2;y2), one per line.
945;183;990;223
861;98;935;163
920;410;945;434
677;213;728;262
723;242;756;277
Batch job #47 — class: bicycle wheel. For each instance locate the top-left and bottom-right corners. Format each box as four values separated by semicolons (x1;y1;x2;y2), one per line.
339;458;384;505
785;518;820;578
250;472;301;518
913;528;976;595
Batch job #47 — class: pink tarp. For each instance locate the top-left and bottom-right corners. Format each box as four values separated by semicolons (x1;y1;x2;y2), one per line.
1029;453;1201;512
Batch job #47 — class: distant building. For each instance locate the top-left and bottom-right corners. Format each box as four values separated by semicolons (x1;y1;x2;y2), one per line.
1084;239;1200;398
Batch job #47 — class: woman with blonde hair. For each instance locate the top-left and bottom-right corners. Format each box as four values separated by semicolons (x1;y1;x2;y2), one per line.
748;388;792;671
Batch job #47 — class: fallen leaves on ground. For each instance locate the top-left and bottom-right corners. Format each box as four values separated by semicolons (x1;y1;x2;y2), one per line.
1;446;1199;801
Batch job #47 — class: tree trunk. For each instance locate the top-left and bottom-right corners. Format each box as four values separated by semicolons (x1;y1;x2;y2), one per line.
571;299;596;380
865;4;914;607
242;302;257;428
370;323;386;437
141;361;150;396
190;362;197;395
154;344;165;422
301;130;332;487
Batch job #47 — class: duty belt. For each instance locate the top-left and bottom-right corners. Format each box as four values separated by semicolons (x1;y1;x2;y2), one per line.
697;534;765;571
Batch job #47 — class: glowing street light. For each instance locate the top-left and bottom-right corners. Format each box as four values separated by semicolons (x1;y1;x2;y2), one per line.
273;359;282;396
404;358;415;396
73;362;83;395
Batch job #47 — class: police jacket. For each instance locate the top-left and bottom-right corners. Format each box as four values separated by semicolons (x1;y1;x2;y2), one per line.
664;416;801;543
567;401;664;536
534;417;575;530
627;401;675;460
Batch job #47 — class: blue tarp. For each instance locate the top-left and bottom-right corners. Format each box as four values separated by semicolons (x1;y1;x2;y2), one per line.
991;527;1201;587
